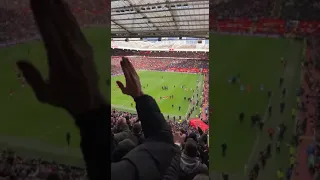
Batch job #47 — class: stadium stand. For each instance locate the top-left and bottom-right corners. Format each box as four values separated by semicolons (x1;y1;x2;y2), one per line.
209;0;320;36
281;0;320;20
0;148;86;179
211;0;274;19
0;0;109;44
111;54;210;180
289;37;320;180
111;49;209;60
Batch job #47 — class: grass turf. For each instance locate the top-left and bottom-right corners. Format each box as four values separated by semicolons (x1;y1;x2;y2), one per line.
0;27;110;165
209;34;303;175
111;71;203;118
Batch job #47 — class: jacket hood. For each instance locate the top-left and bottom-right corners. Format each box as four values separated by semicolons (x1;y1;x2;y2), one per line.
180;152;201;174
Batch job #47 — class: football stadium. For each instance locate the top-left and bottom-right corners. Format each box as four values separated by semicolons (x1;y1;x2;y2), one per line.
209;1;320;180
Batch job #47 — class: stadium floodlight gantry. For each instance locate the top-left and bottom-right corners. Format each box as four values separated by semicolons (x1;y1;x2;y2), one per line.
111;0;209;38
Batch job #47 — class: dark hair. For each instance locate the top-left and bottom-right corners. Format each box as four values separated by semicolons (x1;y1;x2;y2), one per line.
132;123;142;134
184;138;197;157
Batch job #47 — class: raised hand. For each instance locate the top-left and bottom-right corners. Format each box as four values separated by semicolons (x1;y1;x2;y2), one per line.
116;57;144;98
17;0;105;117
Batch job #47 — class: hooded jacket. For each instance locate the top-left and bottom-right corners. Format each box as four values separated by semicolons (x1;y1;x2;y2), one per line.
179;152;208;180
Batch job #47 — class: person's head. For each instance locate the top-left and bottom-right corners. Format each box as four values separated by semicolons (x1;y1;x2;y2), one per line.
184;138;198;158
188;133;198;142
117;118;129;131
132;122;142;135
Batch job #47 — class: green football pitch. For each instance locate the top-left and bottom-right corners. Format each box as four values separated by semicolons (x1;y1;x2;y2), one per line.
209;34;303;179
0;27;110;165
111;71;203;118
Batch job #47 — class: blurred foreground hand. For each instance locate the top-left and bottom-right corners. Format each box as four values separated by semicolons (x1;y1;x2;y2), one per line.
17;0;105;117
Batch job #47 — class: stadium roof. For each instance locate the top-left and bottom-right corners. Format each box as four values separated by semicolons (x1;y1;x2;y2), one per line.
111;0;209;38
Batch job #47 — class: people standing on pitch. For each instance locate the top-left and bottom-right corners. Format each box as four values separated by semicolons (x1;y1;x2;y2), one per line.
268;105;272;117
278;123;287;141
162;86;168;90
251;115;256;126
66;132;71;147
276;140;281;153
221;173;229;180
279;76;284;87
259;151;266;168
253;163;260;178
259;121;264;131
289;156;296;171
286;166;293;180
280;101;285;114
221;143;227;157
260;84;264;91
231;76;236;84
266;144;272;158
239;112;245;123
247;84;252;93
251;113;261;127
276;168;284;180
240;84;244;92
267;127;275;140
282;88;286;98
236;73;241;83
9;89;13;98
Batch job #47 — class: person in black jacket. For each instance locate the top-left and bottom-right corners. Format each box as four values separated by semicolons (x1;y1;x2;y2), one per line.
18;0;180;179
179;139;208;180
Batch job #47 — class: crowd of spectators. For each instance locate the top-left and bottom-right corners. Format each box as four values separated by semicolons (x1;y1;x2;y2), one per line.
211;0;320;20
292;36;320;180
111;54;209;180
281;0;320;20
111;56;209;75
0;7;37;43
0;149;87;180
111;49;209;60
210;0;274;19
0;0;109;44
110;58;210;179
111;108;209;170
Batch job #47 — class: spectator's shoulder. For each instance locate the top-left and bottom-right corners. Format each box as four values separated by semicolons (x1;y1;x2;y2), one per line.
123;142;180;180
